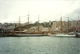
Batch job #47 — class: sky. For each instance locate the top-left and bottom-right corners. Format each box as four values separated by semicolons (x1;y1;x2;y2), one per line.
0;0;80;23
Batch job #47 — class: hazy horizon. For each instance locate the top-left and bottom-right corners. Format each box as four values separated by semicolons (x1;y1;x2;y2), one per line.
0;0;80;23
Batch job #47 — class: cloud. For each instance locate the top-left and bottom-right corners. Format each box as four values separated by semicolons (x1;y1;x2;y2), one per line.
0;0;80;23
74;7;80;15
64;7;80;21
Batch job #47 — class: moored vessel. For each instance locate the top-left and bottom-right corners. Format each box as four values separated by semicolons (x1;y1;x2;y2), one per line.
75;28;80;38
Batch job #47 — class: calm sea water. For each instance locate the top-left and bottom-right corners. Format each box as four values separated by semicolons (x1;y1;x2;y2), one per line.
0;36;80;54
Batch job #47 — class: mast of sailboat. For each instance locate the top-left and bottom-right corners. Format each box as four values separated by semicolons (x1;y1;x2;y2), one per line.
76;17;80;30
78;16;80;28
27;11;29;33
60;16;62;33
19;16;20;26
28;11;29;24
18;16;21;31
38;15;40;32
67;17;69;34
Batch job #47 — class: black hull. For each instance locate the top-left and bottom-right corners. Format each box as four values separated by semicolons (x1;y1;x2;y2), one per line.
75;34;80;38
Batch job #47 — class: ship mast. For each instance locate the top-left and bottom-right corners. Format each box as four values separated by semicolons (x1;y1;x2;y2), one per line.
28;11;29;25
60;16;62;33
67;17;69;34
38;15;40;32
76;17;80;30
18;16;21;31
78;17;80;28
27;11;29;33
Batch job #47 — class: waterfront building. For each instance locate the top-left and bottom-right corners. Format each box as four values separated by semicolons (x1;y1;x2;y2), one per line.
0;23;2;29
70;20;77;28
2;23;15;30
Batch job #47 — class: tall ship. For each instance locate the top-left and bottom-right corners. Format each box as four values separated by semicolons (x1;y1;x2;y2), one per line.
54;16;75;37
14;12;45;37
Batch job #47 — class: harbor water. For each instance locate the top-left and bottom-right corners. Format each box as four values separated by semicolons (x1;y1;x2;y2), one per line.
0;36;80;54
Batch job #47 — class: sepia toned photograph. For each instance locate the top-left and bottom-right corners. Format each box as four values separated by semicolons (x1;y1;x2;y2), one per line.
0;0;80;54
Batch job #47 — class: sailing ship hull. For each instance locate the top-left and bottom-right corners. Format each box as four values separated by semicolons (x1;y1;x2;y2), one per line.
15;34;45;37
